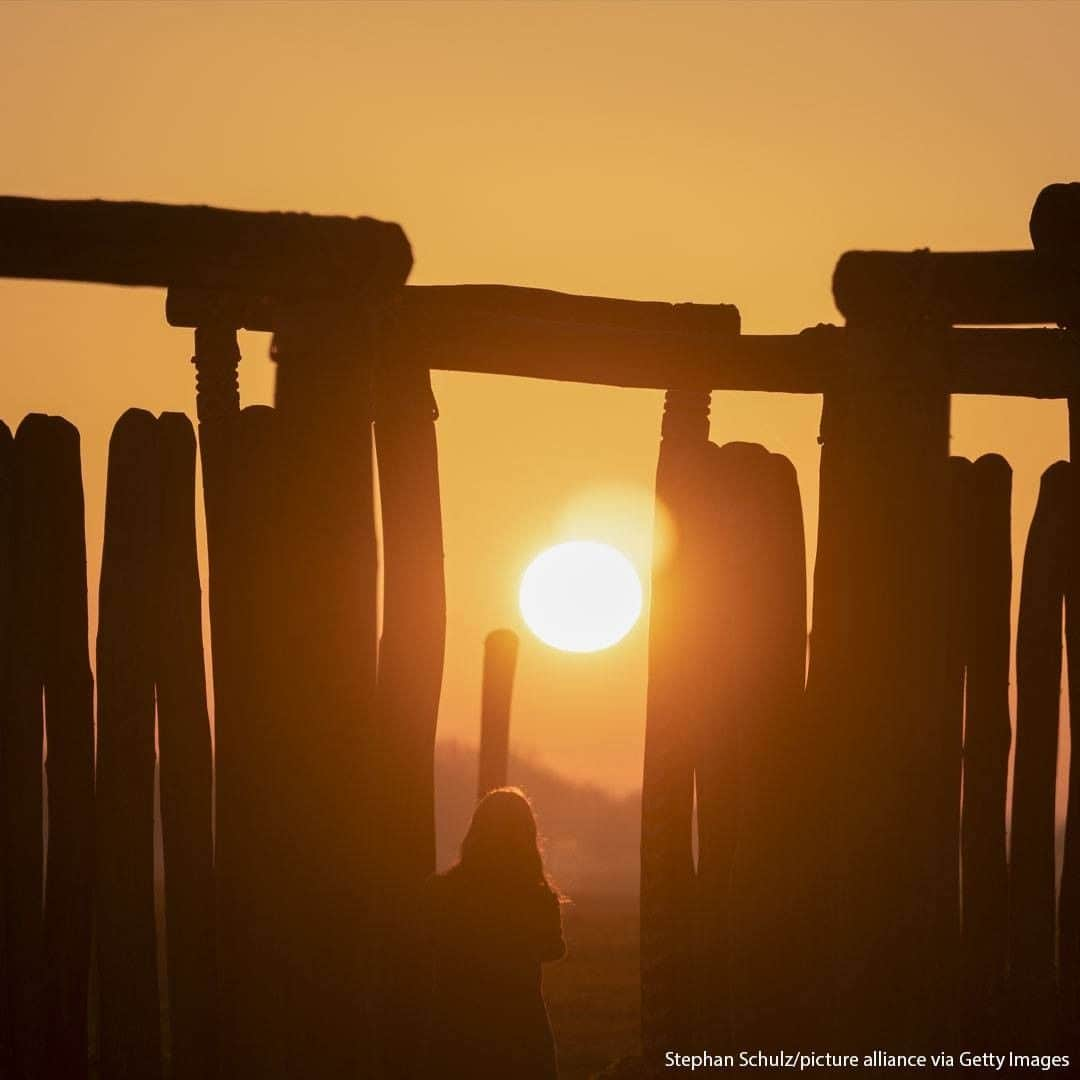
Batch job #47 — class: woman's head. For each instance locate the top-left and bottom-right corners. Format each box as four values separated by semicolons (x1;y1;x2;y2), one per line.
460;787;547;887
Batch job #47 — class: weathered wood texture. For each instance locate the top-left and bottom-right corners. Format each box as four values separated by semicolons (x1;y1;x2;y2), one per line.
959;455;1012;1039
697;442;808;1052
1009;461;1069;1044
372;363;446;1078
155;413;215;1080
477;630;519;799
269;313;379;1076
0;196;412;298
641;389;711;1065
96;409;162;1080
806;328;951;1053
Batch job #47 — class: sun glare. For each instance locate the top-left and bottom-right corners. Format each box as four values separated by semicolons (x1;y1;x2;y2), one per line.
519;541;643;653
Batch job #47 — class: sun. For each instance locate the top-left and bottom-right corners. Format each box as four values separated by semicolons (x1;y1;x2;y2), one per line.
519;541;643;653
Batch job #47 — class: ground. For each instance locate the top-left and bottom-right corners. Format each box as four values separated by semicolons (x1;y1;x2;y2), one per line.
545;893;640;1080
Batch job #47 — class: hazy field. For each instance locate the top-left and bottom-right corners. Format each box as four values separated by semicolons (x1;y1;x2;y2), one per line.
545;894;640;1080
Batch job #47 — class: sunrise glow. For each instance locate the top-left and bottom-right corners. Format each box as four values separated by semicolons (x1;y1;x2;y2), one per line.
519;541;643;653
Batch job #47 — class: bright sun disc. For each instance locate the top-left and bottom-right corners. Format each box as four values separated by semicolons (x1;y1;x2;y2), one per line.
519;541;643;653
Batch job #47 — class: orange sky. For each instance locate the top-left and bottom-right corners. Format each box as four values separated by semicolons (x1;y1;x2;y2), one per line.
1;1;1078;792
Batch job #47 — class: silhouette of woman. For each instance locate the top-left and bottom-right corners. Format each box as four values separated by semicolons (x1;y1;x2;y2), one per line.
422;787;566;1079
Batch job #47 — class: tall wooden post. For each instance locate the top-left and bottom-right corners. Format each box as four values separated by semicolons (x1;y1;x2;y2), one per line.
40;416;94;1080
1061;402;1080;1040
5;417;94;1080
806;325;952;1052
5;416;51;1080
1010;460;1069;1046
959;454;1012;1040
269;309;379;1078
96;409;162;1080
372;362;446;1078
0;420;12;1078
189;325;241;1075
707;443;808;1051
155;413;215;1080
219;404;290;1078
477;629;519;799
641;388;710;1065
940;454;973;1021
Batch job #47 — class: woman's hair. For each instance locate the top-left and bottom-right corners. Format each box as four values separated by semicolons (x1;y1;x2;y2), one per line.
458;786;555;892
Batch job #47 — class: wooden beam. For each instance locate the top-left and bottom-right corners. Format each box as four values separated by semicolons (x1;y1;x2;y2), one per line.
1031;183;1080;271
0;196;411;298
833;249;1075;326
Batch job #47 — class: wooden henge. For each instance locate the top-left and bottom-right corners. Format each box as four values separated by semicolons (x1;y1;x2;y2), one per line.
1;185;1080;1077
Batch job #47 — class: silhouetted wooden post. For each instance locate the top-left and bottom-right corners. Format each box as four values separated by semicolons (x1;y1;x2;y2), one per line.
218;404;290;1079
270;311;379;1077
373;363;446;1077
155;413;215;1080
40;416;94;1080
4;417;94;1080
641;388;711;1064
940;454;973;1016
1010;460;1069;1045
703;443;807;1051
4;418;48;1080
806;323;951;1052
189;325;241;1074
477;630;519;799
1028;182;1080;1050
0;421;12;1077
96;409;162;1080
959;454;1012;1040
1062;411;1080;1038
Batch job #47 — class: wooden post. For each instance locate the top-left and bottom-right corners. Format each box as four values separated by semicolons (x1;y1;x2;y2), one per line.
39;416;94;1080
189;325;241;1074
154;413;215;1080
4;417;47;1080
0;420;12;1077
218;404;290;1079
1009;460;1069;1045
806;324;952;1052
269;310;379;1077
704;443;808;1051
477;630;519;799
372;363;446;1077
96;409;162;1080
641;388;711;1065
1061;406;1080;1040
5;415;93;1078
932;455;974;1039
959;454;1012;1040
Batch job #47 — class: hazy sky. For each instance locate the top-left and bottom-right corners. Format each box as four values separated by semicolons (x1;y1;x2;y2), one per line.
1;1;1077;792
